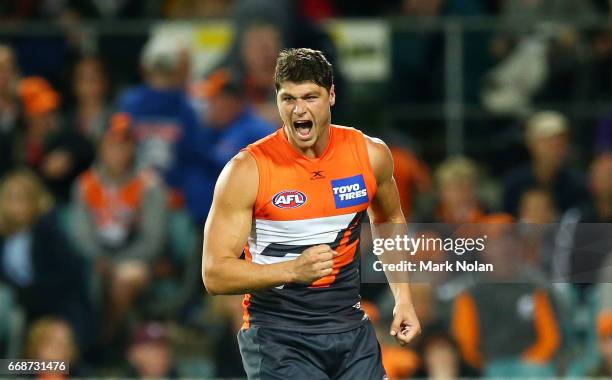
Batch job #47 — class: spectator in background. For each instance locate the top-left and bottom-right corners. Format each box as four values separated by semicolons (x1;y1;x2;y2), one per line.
127;322;178;379
566;152;612;285
389;145;431;221
410;158;511;287
414;327;480;379
67;56;112;144
232;20;284;125
24;316;88;377
196;68;275;171
451;224;560;376
14;77;62;169
71;113;167;341
587;311;612;377
220;0;345;122
118;32;201;208
429;157;487;223
517;188;560;277
0;44;21;178
580;152;612;223
518;188;558;224
15;76;94;203
185;68;275;224
0;169;96;352
502;111;587;216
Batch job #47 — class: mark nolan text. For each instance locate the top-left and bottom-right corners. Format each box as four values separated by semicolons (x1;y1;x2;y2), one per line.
373;260;494;272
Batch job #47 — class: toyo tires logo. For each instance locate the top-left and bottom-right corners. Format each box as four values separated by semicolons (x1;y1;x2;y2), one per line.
272;190;307;209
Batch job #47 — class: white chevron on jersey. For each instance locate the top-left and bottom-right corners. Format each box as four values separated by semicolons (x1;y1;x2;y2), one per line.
247;213;358;265
249;250;297;265
252;213;357;245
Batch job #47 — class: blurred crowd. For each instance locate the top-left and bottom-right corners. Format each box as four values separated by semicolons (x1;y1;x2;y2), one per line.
0;0;612;379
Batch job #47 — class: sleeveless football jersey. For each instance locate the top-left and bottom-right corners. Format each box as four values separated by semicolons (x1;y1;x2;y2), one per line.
241;124;377;333
78;168;158;248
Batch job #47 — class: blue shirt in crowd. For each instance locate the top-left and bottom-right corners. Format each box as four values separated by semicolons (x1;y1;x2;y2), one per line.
118;85;203;190
183;107;276;224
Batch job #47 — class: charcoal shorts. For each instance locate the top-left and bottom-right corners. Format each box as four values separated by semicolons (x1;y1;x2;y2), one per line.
237;322;386;380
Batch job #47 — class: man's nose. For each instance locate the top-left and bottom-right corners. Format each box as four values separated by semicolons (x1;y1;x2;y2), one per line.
293;99;306;115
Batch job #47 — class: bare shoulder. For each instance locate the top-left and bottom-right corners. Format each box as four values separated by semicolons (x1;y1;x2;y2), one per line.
214;150;259;208
227;150;258;173
364;134;393;183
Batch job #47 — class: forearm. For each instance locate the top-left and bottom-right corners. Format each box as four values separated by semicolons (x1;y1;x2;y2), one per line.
203;256;295;295
389;282;414;304
371;220;412;286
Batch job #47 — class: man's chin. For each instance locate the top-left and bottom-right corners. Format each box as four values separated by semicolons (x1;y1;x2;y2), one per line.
293;137;316;149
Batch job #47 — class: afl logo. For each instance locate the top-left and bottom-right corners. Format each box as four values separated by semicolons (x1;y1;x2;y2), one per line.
272;190;307;209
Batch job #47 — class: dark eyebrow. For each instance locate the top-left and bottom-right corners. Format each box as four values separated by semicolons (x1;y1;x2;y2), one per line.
279;90;319;99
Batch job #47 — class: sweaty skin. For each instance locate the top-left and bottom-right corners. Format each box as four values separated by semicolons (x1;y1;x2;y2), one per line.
202;80;420;346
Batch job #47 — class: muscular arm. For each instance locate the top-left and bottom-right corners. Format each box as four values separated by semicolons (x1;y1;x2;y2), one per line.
366;136;421;344
202;151;293;295
202;151;334;295
366;136;411;297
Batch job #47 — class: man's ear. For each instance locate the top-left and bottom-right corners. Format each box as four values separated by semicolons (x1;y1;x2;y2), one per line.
329;85;336;107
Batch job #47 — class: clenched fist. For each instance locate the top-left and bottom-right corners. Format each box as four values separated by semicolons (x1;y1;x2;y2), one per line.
290;244;337;284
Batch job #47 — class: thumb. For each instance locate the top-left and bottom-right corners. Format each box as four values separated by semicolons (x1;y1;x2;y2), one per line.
389;314;403;336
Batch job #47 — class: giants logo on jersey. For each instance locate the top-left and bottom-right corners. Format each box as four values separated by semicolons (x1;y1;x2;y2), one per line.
272;190;308;209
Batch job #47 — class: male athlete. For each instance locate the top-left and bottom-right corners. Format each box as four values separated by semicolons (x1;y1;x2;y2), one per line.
202;48;420;379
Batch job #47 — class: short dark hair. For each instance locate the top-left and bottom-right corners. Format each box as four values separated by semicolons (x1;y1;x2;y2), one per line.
274;48;333;92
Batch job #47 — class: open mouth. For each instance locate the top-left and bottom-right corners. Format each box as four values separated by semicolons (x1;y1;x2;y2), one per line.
293;120;313;139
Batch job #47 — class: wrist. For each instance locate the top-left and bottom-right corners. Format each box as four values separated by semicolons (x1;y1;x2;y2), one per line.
394;300;414;311
279;260;297;283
